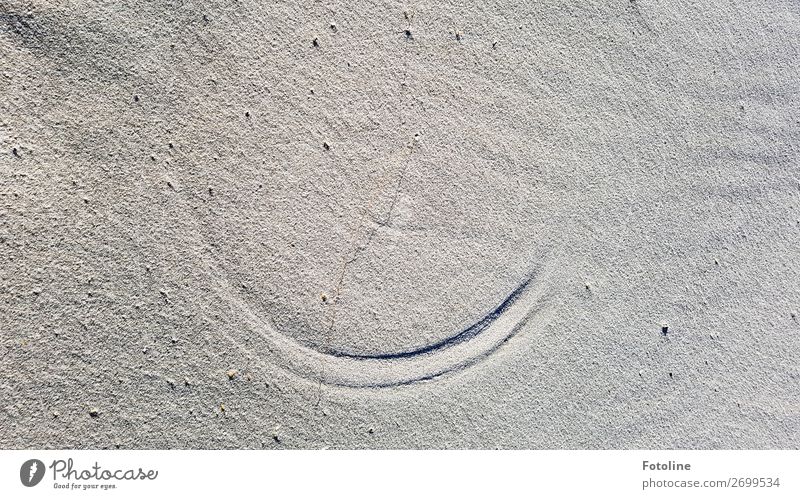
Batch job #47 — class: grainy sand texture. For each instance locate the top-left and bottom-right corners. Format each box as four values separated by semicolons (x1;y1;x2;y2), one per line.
1;0;799;448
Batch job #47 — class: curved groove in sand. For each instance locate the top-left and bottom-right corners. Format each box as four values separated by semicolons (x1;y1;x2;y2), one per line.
321;276;535;360
207;258;549;388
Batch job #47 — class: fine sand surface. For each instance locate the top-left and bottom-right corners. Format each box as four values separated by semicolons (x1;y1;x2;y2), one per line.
1;0;798;448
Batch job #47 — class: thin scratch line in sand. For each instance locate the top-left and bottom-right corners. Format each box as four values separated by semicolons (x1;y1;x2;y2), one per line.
314;137;415;402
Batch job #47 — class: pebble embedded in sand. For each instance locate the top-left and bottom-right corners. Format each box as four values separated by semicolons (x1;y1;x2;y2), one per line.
272;424;282;442
226;369;238;380
88;407;100;418
661;323;669;335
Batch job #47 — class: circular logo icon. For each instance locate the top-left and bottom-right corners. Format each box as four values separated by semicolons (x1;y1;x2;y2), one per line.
20;459;45;487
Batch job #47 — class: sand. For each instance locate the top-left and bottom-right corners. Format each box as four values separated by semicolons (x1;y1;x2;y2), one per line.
1;0;798;448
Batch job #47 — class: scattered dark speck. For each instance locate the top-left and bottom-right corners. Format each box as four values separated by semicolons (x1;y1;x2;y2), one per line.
661;324;669;336
12;147;19;157
312;37;319;47
668;372;673;378
133;95;140;102
404;29;413;39
245;111;250;118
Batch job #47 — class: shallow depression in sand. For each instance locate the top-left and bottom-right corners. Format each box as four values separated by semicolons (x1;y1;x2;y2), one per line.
159;10;553;385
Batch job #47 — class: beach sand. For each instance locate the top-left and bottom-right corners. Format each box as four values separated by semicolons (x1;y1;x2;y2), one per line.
1;0;798;448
